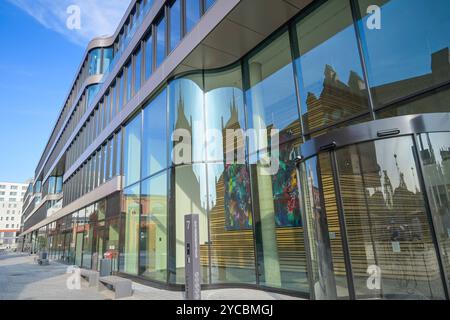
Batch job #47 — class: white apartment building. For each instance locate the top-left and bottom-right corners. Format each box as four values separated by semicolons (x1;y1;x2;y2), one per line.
0;181;28;249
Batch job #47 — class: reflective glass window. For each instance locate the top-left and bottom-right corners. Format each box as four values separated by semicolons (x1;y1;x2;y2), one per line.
139;172;168;281
357;0;450;112
115;130;122;177
118;72;125;110
135;48;142;93
186;0;201;34
205;0;215;11
204;65;246;162
171;164;209;284
295;0;370;134
103;47;114;73
145;33;153;79
169;74;205;164
246;31;300;157
124;114;142;187
88;48;102;75
126;61;133;102
207;163;256;284
143;89;168;179
418;132;450;291
156;14;166;68
170;0;182;52
120;184;140;275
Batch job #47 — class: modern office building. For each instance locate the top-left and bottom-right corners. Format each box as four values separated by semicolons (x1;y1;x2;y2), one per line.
19;0;450;299
0;182;28;249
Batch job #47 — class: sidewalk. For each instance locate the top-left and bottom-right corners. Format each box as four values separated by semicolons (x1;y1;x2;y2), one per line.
0;253;302;300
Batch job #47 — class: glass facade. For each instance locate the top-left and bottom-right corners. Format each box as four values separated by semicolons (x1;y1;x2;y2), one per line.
22;0;450;300
156;14;166;68
169;0;182;52
357;0;450;114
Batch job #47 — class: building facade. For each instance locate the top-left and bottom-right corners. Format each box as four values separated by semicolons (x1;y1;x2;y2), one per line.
0;182;28;249
20;0;450;300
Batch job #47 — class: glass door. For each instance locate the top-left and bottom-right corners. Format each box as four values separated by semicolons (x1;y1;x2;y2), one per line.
417;132;450;292
297;114;450;300
334;136;445;299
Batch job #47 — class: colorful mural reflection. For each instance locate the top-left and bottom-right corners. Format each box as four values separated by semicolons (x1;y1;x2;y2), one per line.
272;142;302;227
224;164;253;230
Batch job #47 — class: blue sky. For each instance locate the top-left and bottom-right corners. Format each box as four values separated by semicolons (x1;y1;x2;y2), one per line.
0;0;130;183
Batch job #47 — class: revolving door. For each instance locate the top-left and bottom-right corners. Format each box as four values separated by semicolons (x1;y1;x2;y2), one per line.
296;113;450;300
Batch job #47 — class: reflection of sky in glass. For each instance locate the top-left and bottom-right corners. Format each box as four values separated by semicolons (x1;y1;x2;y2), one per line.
156;16;166;67
205;87;245;161
297;25;363;113
247;64;298;130
143;91;167;176
358;0;450;86
170;0;182;51
171;78;205;163
186;0;201;33
419;132;450;165
369;137;421;196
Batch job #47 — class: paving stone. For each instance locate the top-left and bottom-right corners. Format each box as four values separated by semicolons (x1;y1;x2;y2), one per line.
0;253;302;300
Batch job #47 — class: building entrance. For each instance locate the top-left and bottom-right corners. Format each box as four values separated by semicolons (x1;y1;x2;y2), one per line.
296;113;450;300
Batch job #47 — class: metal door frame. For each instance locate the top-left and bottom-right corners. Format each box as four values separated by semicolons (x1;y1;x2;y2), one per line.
296;113;450;300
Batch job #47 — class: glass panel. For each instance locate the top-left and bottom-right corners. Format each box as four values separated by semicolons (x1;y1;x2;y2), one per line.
246;31;301;156
299;155;338;299
124;114;142;187
106;217;120;272
417;132;450;290
116;130;122;177
335;136;446;299
253;140;309;293
98;199;106;221
170;0;182;52
295;0;370;134
120;184;140;275
205;0;215;11
169;74;205;164
377;87;450;119
171;164;209;284
111;83;117;119
207;163;256;284
143;89;168;178
126;61;133;102
135;48;142;93
145;33;153;79
75;232;83;267
118;72;125;110
204;65;246;162
156;15;166;68
357;0;450;110
88;48;102;75
317;152;350;299
186;0;201;34
140;172;168;281
82;206;94;269
109;138;114;179
103;47;114;73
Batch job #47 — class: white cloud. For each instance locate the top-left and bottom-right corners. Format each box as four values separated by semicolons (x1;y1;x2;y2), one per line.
8;0;132;46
